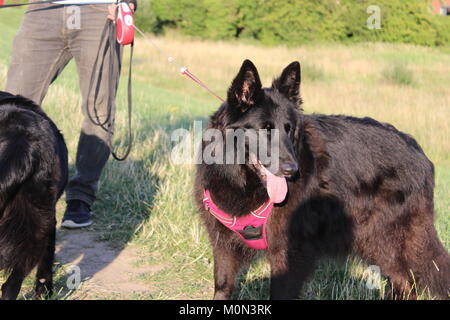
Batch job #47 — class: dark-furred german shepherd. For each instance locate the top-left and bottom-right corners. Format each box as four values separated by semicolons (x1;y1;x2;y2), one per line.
0;91;68;300
194;60;450;299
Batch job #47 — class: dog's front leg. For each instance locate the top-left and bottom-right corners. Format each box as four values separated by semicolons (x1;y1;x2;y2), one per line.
268;243;318;300
212;243;246;300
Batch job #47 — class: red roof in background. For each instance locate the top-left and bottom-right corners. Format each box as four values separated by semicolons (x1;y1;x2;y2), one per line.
432;0;450;14
433;0;442;14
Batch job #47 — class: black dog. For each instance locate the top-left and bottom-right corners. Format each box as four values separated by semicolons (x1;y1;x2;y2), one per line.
0;91;68;300
194;60;450;299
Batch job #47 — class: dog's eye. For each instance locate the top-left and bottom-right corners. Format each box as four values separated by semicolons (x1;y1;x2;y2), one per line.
284;123;291;133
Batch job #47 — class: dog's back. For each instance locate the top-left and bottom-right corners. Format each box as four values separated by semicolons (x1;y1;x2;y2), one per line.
304;114;434;198
299;114;449;297
0;91;68;299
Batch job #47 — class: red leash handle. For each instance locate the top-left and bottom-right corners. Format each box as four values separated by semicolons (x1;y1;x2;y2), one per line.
116;2;134;45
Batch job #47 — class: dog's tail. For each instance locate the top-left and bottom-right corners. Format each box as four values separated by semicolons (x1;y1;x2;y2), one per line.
0;129;46;272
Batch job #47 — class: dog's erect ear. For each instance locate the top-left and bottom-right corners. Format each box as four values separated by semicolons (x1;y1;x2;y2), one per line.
272;61;302;105
227;59;262;112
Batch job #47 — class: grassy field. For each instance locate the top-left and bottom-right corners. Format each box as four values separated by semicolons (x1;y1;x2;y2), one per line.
0;8;449;300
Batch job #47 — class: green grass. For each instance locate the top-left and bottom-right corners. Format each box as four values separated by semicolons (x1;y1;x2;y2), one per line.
0;7;449;300
382;63;415;86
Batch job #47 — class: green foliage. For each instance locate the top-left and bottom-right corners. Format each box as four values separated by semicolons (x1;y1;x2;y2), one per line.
339;0;450;47
138;0;450;46
134;0;158;33
151;0;207;36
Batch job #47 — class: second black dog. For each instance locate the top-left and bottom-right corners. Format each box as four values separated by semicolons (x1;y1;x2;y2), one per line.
0;91;68;300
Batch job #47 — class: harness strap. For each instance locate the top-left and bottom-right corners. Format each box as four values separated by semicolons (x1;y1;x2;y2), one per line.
203;190;272;250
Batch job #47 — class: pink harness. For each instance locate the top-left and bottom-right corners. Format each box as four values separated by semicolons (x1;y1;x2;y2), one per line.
203;190;273;250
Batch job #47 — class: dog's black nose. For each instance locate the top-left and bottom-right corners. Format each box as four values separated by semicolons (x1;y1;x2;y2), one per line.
280;163;298;176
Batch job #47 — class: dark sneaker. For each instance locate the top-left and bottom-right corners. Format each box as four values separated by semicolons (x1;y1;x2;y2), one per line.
61;200;93;229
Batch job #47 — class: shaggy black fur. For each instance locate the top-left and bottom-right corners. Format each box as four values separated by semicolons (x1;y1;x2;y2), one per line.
0;91;68;300
194;60;450;300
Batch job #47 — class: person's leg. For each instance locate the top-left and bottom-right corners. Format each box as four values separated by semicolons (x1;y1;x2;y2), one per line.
63;5;122;228
6;6;72;105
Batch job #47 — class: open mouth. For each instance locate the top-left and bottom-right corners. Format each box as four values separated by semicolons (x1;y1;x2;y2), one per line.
255;161;288;204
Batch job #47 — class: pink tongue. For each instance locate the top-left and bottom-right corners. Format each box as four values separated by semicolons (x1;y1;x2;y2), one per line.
260;165;288;203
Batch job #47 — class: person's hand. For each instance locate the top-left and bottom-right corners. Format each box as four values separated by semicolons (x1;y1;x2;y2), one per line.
107;2;135;21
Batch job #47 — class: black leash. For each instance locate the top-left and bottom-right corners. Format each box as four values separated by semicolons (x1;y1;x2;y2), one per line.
87;17;133;161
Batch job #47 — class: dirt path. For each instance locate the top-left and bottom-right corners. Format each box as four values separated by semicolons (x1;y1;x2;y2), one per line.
55;227;162;299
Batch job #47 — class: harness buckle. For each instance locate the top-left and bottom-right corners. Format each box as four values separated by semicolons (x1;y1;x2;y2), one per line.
237;225;263;241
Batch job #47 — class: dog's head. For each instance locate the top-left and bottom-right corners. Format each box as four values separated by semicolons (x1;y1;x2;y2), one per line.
223;59;302;178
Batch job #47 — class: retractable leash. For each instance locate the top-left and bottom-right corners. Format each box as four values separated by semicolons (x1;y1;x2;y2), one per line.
116;1;134;45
